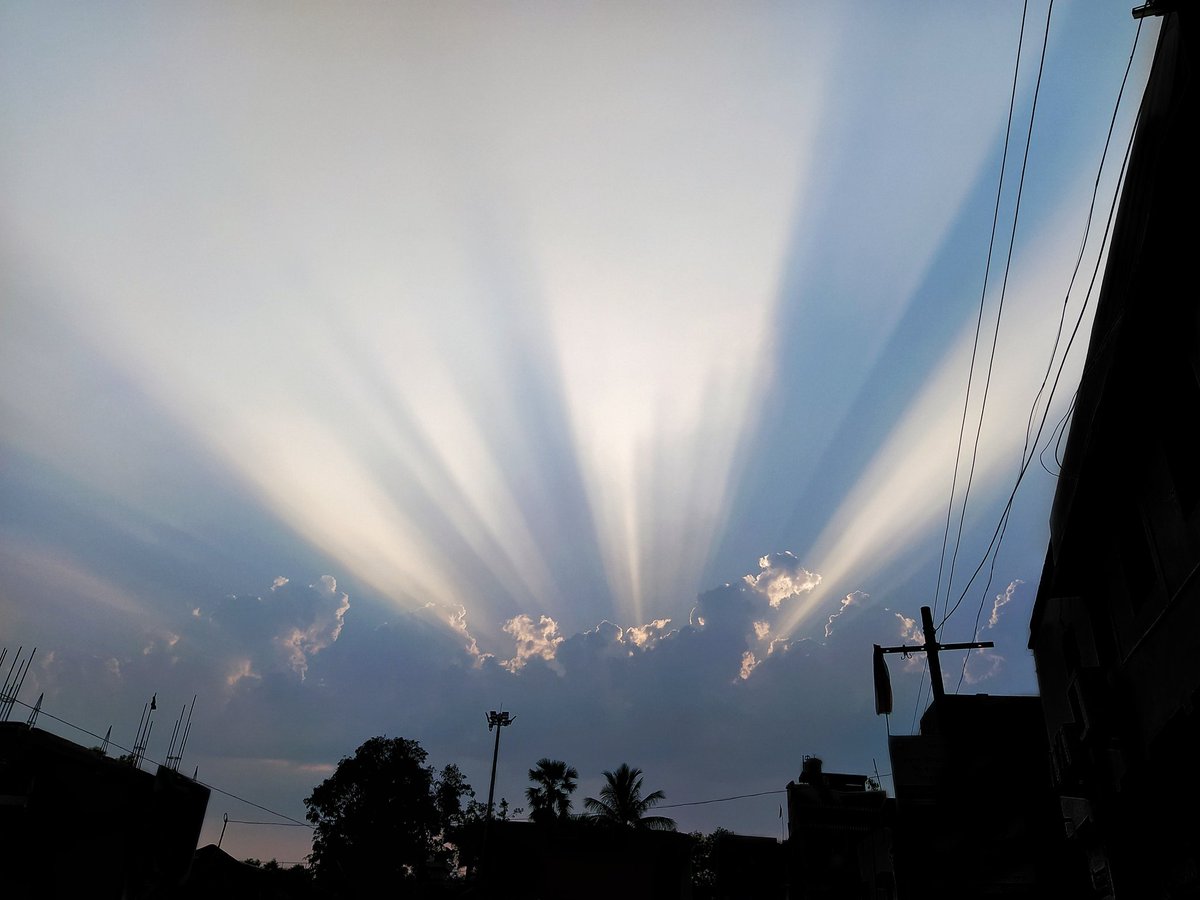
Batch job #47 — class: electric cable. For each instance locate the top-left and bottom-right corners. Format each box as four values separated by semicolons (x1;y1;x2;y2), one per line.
940;0;1054;633
932;0;1031;630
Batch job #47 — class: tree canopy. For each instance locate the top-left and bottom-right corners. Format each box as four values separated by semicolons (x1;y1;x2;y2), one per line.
583;763;676;831
303;736;472;894
525;758;579;824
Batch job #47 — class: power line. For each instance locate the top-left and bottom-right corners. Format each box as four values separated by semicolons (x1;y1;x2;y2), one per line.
952;23;1147;689
1026;16;1146;482
7;695;312;829
941;0;1054;635
656;789;786;810
225;818;311;827
933;0;1032;630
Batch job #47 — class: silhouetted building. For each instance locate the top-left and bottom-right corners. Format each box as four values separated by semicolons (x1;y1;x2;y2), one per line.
1028;8;1199;898
784;757;894;900
169;845;319;900
711;831;785;900
484;818;694;899
0;722;210;899
888;694;1088;899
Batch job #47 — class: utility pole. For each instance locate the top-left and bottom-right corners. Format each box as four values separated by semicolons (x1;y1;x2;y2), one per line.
873;606;993;715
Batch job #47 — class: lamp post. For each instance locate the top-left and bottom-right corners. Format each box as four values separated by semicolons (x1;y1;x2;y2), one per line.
484;710;514;821
480;710;514;889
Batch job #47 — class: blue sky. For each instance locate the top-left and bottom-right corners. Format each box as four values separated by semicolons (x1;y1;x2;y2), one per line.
1;1;1157;863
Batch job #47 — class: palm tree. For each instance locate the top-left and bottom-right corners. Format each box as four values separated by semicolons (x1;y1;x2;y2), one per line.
525;758;579;824
583;763;676;830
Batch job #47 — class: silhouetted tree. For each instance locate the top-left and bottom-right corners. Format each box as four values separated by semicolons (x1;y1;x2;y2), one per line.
583;763;676;830
439;793;523;882
303;736;471;895
525;758;579;824
690;827;731;899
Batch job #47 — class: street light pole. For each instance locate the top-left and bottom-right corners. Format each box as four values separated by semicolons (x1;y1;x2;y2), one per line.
480;710;514;890
484;710;514;821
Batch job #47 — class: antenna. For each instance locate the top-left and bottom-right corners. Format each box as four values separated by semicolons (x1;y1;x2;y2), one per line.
165;705;184;767
0;646;36;721
26;692;44;727
165;695;198;772
131;693;157;768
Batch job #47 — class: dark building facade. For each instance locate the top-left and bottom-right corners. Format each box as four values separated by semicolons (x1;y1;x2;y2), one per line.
0;722;210;899
784;757;894;900
484;818;695;900
710;832;785;900
888;694;1088;899
1028;8;1199;898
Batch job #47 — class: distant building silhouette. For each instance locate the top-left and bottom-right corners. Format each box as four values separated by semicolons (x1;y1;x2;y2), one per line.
1029;8;1198;898
0;722;210;899
784;757;894;899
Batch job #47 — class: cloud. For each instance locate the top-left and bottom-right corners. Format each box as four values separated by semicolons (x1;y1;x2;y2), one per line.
738;651;760;681
276;578;351;679
961;648;1004;685
190;575;351;683
226;658;260;688
987;579;1023;629
896;612;923;644
447;605;492;665
501;614;564;672
824;591;868;639
743;552;822;607
624;618;672;650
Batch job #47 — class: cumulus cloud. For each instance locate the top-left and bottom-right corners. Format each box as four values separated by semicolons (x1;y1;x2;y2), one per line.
189;575;351;683
742;552;822;607
894;612;927;672
895;612;923;644
275;577;350;679
625;618;672;649
987;580;1023;629
502;614;563;672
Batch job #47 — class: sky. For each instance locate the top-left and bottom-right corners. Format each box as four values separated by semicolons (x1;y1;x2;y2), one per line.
0;0;1158;865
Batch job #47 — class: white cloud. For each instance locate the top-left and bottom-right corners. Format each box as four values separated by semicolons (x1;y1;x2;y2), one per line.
753;621;771;641
743;552;822;608
987;579;1023;629
447;605;491;665
625;618;672;649
502;614;563;672
824;591;867;639
275;577;351;679
896;612;923;644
